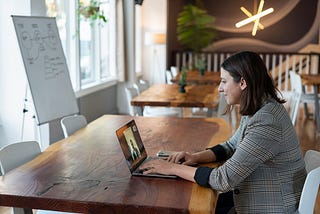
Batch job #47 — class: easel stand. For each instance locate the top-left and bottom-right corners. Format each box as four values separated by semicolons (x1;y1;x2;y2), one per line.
21;84;50;151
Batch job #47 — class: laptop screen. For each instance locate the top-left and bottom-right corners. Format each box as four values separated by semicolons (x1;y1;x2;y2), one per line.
116;120;147;172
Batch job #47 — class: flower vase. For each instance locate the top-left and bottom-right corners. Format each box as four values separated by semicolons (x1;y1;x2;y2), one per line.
179;84;186;93
200;68;205;76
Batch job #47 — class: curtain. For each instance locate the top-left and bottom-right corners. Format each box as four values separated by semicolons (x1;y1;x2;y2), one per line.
116;0;126;82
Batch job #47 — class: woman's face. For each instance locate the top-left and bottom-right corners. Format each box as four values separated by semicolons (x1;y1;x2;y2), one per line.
218;68;246;105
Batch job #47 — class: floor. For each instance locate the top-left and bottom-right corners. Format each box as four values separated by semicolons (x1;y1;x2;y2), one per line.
0;106;319;214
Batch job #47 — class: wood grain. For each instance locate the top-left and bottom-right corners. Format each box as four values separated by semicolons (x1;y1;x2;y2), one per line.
0;115;231;213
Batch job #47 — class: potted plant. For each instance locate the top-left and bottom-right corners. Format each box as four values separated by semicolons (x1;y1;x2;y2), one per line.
179;67;187;93
177;0;216;69
195;57;206;76
78;0;107;26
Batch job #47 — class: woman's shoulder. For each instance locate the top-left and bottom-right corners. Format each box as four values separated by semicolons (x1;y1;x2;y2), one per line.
260;98;285;114
248;98;289;124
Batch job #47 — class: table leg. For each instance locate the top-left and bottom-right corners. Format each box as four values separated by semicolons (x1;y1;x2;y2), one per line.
313;85;320;134
302;85;310;118
136;106;143;116
207;108;213;117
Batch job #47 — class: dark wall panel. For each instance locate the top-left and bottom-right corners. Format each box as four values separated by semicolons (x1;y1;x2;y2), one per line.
167;0;320;67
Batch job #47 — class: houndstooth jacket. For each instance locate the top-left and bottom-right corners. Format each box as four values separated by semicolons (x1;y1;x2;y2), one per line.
208;98;307;213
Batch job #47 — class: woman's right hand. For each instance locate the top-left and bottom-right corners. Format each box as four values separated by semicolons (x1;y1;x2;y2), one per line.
167;151;197;166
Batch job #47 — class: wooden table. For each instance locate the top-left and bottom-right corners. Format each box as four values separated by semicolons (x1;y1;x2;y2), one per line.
300;74;320;133
171;71;221;85
131;84;219;117
0;115;231;214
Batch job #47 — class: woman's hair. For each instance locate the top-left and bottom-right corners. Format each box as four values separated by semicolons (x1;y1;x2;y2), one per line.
221;51;285;115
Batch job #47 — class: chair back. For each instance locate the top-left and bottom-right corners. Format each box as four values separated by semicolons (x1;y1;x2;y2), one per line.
304;150;320;173
166;70;173;84
298;150;320;214
125;87;139;116
0;141;74;214
298;166;320;214
61;114;87;138
170;66;178;77
137;79;150;92
0;141;41;174
288;71;302;125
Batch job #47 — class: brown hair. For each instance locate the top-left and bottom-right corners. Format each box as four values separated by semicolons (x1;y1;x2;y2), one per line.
221;51;285;115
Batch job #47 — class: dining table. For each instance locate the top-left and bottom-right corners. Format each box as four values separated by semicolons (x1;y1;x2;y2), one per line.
171;71;221;85
131;84;219;117
0;114;231;213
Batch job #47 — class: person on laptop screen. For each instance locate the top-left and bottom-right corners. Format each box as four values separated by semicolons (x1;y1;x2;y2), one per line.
140;51;306;214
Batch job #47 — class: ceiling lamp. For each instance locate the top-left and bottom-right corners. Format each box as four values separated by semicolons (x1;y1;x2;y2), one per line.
235;0;274;36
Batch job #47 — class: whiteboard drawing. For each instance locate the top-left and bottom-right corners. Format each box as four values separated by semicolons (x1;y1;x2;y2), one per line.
18;23;58;66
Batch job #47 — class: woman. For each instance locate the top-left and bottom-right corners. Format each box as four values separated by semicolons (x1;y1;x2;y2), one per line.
140;51;306;213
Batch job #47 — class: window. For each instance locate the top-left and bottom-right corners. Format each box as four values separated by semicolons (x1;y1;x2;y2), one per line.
45;0;116;95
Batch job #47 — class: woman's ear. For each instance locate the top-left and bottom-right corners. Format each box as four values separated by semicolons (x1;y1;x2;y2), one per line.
240;77;247;90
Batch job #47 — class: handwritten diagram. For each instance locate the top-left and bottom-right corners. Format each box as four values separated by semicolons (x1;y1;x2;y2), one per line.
17;22;64;80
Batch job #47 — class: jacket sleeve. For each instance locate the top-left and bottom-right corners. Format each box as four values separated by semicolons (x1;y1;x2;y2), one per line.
208;111;284;192
207;116;248;161
194;116;249;187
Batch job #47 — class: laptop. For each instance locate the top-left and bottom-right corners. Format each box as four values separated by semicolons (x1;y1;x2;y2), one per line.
115;119;177;179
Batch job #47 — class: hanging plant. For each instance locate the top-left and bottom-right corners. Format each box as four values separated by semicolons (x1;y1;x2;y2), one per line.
78;0;107;26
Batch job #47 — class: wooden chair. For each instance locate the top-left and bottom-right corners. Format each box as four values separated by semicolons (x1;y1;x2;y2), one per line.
0;141;74;214
60;114;87;138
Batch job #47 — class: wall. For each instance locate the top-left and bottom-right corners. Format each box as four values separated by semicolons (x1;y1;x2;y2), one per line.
50;85;118;143
0;0;36;147
140;0;167;84
167;0;320;67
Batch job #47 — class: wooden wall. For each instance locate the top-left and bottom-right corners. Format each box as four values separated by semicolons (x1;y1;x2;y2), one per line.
167;0;320;68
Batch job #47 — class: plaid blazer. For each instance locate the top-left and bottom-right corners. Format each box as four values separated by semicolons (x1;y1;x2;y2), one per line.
209;98;306;213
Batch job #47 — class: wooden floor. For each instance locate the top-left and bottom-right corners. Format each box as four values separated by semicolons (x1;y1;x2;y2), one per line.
0;107;319;214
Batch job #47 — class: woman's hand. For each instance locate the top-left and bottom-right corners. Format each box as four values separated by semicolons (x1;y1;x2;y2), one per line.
140;158;197;182
167;151;198;166
140;159;177;175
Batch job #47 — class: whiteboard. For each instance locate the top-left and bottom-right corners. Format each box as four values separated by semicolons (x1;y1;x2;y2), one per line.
12;16;79;125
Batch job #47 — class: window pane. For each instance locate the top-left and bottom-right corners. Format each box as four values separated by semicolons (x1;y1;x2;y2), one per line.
45;0;68;61
99;2;111;79
79;20;94;84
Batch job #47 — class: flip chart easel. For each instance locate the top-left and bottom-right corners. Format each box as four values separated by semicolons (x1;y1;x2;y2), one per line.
12;15;79;125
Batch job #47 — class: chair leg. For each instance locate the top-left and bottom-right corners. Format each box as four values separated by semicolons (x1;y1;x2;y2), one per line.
303;102;310;118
